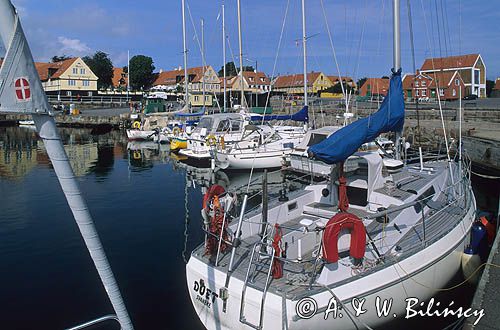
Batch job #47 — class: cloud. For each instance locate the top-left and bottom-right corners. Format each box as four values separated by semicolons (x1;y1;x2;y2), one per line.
57;36;91;54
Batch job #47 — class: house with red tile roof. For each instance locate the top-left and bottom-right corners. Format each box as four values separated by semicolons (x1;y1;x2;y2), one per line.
419;54;486;98
34;57;98;97
273;72;333;95
227;71;271;93
358;78;390;98
0;57;98;97
327;75;356;89
151;66;220;107
152;66;220;94
403;71;465;101
112;67;127;90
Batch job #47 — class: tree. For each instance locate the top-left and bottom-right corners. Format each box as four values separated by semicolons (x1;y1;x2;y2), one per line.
83;51;114;90
356;77;367;91
129;55;155;90
51;55;72;63
242;66;255;72
486;79;495;97
381;75;390;79
218;61;237;77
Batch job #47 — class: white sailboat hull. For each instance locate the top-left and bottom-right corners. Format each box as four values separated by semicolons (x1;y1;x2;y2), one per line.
215;149;288;169
126;129;155;141
186;195;475;330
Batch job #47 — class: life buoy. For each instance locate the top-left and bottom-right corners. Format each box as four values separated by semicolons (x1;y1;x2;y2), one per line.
132;121;141;129
219;136;226;150
322;212;366;264
132;150;141;160
206;134;217;146
172;126;181;136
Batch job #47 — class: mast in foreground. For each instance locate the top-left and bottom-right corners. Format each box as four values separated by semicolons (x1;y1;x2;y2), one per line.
0;1;134;329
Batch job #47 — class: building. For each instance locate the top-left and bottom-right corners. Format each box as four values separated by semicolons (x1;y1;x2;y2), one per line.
273;72;333;95
419;54;486;98
328;76;356;89
491;78;500;98
227;71;271;94
152;66;220;94
403;71;465;101
34;57;98;97
112;67;128;90
358;78;390;97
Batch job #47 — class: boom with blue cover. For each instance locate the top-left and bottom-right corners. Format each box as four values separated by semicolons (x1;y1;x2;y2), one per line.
309;70;404;164
250;105;308;122
174;108;205;117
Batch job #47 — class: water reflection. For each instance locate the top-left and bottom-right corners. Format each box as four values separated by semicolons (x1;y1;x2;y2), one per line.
0;127;128;180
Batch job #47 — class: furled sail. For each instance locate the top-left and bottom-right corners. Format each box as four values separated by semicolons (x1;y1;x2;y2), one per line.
308;70;404;164
250;105;309;122
0;14;49;114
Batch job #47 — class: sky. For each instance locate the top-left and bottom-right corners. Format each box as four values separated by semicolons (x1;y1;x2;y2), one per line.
5;0;500;81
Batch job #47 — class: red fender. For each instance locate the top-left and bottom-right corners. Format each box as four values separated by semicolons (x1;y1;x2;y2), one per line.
322;212;366;263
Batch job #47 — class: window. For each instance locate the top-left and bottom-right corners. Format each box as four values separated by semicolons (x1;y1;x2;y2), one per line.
421;81;426;87
416;90;419;97
439;89;444;96
474;70;480;84
216;119;230;132
80;68;86;75
68;79;76;86
231;120;241;132
194;96;199;101
452;89;456;96
455;79;460;86
422;90;426;97
415;81;419;87
82;80;90;87
72;68;78;74
87;91;92;97
66;91;72;96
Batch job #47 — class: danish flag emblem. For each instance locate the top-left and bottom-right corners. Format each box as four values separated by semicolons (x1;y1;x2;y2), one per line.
15;77;31;101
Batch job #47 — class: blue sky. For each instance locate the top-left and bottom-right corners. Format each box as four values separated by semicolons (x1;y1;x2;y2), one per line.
7;0;500;81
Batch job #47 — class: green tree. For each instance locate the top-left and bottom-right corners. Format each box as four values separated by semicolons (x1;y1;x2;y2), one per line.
486;79;495;97
324;82;354;94
83;51;114;90
51;55;72;63
356;77;367;94
129;55;155;90
218;61;237;77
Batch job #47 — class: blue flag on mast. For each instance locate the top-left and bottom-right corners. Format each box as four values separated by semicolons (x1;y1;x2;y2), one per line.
309;70;404;164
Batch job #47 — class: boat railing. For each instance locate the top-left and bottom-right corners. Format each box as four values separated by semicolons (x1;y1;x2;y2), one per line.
65;314;120;330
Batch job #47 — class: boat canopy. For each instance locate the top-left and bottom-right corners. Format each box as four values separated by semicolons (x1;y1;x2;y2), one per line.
250;105;309;122
309;70;404;164
174;108;206;118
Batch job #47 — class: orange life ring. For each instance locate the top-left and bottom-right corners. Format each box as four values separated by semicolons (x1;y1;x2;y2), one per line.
322;212;366;264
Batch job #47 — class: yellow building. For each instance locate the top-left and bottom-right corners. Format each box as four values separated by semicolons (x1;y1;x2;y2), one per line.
273;72;333;95
35;57;98;97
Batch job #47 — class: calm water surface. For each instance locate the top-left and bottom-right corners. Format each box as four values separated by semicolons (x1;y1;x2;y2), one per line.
0;126;497;330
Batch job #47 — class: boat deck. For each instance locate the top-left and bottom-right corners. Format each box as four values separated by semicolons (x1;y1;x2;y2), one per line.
191;162;472;300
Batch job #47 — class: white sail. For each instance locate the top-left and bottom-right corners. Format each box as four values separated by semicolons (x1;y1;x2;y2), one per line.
0;14;49;114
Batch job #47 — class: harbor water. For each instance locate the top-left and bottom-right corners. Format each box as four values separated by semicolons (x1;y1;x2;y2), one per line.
0;126;498;330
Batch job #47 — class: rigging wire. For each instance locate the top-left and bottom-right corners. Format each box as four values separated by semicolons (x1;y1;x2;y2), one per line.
319;0;348;111
406;0;421;145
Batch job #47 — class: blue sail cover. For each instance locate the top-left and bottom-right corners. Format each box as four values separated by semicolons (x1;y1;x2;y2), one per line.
174;108;206;118
309;70;404;164
250;105;309;122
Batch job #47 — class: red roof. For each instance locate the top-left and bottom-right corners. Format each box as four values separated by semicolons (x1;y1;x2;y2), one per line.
360;78;390;95
420;54;480;71
427;71;461;88
34;58;78;81
242;71;270;85
274;72;322;88
152;66;211;86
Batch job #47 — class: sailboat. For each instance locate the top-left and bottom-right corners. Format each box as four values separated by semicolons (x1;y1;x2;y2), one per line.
185;1;477;329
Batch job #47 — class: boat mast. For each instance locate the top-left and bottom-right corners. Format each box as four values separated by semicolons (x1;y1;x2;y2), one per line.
301;0;308;107
182;0;189;107
393;0;401;160
201;18;206;109
0;1;134;329
222;3;227;112
237;0;245;108
127;50;130;102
